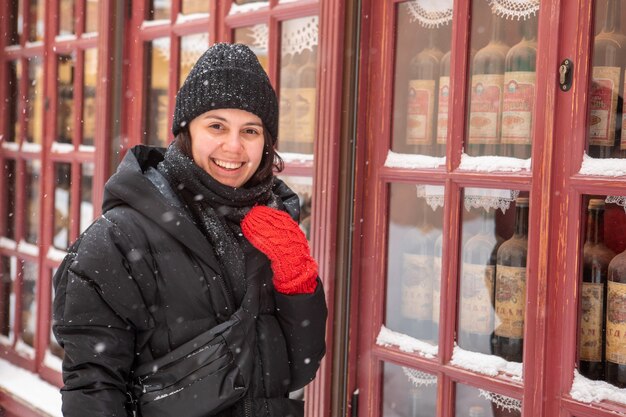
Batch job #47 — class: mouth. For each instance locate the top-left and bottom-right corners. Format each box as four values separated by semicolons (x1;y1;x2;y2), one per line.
212;158;245;171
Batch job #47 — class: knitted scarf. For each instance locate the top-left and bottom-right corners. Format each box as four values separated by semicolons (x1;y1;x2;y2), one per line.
158;143;280;299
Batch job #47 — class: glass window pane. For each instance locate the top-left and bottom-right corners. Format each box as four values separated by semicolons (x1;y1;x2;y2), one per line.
455;383;521;417
28;0;45;41
587;0;626;158
82;49;98;146
57;54;75;144
7;60;21;143
182;0;209;15
20;260;37;347
277;175;312;240
234;24;269;72
382;362;437;416
59;0;75;35
25;160;41;244
80;163;94;233
147;0;171;20
54;163;72;250
26;57;43;144
458;188;521;354
279;16;319;154
8;0;21;45
3;160;17;240
466;2;538;159
0;256;17;339
145;38;170;147
392;3;452;157
179;33;209;87
85;0;99;33
576;195;626;386
387;183;443;344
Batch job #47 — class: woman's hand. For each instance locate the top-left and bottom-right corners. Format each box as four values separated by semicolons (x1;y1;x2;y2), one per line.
241;206;318;294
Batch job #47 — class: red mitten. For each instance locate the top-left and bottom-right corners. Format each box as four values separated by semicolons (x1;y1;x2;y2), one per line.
241;205;318;295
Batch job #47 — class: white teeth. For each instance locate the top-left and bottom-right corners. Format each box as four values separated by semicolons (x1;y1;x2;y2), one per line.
213;159;243;170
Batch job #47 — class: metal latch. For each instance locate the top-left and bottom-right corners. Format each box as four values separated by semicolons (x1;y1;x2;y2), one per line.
559;58;573;92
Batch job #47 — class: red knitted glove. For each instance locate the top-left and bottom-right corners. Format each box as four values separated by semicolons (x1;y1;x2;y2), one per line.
241;205;318;295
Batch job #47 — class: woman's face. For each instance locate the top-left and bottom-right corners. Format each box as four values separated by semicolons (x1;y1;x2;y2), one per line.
188;108;265;188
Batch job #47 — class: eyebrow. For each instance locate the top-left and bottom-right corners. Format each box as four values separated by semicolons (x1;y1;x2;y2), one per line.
202;115;263;128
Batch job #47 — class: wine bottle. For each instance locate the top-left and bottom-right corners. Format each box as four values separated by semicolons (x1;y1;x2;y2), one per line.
401;206;438;342
579;199;614;380
493;197;529;362
590;0;626;158
278;52;298;152
406;30;444;155
606;238;626;387
436;50;451;157
467;12;509;156
292;46;317;154
501;16;538;159
459;209;502;354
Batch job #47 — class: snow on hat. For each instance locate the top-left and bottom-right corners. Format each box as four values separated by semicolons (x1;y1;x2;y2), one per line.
172;43;278;140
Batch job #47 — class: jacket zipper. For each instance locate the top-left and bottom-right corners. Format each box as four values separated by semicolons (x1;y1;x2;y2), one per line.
243;394;252;417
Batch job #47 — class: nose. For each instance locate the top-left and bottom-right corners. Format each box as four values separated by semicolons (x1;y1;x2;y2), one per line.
221;130;243;152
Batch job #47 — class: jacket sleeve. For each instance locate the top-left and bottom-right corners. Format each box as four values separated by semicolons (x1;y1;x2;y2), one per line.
273;277;327;390
53;218;152;417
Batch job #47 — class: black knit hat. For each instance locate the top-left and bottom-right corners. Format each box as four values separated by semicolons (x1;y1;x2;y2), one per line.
172;43;278;140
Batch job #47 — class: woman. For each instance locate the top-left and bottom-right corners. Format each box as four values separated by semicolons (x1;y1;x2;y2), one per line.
53;43;327;417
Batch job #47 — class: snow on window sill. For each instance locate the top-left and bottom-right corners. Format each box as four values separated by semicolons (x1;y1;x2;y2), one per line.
0;237;16;251
22;142;42;153
1;141;20;152
375;325;438;359
47;247;67;263
0;358;62;417
176;12;210;23
451;346;522;382
570;369;626;406
17;240;39;257
229;2;268;15
277;152;314;164
43;351;63;372
580;153;626;177
384;151;445;169
51;142;75;154
458;154;531;173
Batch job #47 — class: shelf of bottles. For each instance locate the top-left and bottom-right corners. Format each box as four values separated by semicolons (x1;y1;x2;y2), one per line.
576;196;626;387
587;0;626;159
465;2;538;159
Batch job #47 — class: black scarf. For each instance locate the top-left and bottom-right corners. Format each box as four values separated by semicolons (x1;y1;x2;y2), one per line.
158;143;280;298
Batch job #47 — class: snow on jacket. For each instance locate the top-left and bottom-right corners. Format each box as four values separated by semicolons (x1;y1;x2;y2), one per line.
52;145;327;417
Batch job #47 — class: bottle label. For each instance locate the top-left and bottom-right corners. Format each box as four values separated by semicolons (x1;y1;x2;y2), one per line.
579;282;604;362
279;87;296;142
606;281;626;365
501;71;536;145
402;253;434;320
406;79;435;145
468;74;504;144
433;255;442;324
436;76;450;144
293;87;317;145
589;66;620;146
460;263;495;335
494;265;526;339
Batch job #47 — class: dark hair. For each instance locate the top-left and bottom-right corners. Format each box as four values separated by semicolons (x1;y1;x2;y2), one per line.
174;128;283;187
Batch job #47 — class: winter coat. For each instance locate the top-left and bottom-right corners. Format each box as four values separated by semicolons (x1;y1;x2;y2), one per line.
52;145;327;417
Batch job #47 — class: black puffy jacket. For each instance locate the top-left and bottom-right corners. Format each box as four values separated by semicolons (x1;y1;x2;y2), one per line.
53;146;327;417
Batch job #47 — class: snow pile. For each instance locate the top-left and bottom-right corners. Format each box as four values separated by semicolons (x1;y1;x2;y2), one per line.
459;154;531;172
277;152;315;164
570;369;626;405
580;154;626;177
0;358;62;417
384;151;445;169
451;346;523;381
375;325;438;359
229;1;268;14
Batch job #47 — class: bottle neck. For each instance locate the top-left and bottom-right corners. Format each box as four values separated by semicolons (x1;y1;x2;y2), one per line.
491;13;507;44
522;16;538;41
585;208;605;244
480;210;494;234
514;204;529;237
604;0;621;33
